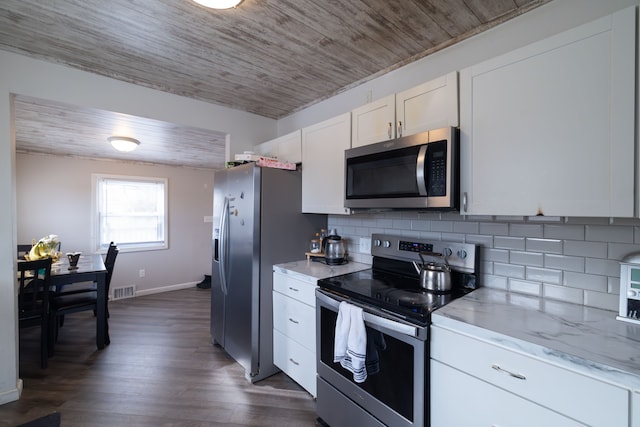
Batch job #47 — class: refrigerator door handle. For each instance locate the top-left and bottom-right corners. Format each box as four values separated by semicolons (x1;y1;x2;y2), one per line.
219;196;230;295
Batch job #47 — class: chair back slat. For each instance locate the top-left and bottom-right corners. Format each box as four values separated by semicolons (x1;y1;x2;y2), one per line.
17;258;52;369
104;242;119;291
18;258;53;317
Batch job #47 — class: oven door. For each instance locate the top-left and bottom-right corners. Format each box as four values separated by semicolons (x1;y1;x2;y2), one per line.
316;289;427;427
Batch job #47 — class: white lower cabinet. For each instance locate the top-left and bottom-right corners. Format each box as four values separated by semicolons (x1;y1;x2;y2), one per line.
272;271;317;396
430;325;629;427
431;360;578;426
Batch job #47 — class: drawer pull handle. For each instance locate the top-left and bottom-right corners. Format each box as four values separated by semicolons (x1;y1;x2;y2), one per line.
288;286;299;292
289;358;299;366
491;364;526;380
288;317;299;324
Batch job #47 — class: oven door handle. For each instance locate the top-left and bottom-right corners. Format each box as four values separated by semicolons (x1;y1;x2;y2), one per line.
316;290;420;337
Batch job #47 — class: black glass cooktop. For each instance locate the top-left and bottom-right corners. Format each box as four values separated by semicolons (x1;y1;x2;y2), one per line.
318;260;476;326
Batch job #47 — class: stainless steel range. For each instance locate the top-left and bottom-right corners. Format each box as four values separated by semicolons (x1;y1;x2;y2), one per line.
315;233;479;427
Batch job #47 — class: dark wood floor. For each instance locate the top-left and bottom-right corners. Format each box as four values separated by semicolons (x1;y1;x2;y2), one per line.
0;287;317;426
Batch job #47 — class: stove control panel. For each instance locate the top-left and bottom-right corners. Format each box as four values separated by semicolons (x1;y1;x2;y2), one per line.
371;233;478;273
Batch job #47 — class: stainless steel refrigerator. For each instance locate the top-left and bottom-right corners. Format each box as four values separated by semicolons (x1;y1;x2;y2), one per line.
211;163;325;383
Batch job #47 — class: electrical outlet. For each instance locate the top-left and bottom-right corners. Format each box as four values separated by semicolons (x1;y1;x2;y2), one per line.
139;269;145;278
359;237;371;254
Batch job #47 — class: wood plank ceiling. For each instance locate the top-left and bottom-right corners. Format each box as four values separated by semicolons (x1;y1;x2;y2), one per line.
0;0;549;169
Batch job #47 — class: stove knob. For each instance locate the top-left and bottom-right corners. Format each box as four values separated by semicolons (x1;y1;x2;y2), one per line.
383;240;391;248
374;239;382;247
443;248;453;257
457;249;467;259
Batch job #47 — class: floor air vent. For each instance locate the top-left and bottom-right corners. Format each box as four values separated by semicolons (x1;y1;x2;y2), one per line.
112;285;136;300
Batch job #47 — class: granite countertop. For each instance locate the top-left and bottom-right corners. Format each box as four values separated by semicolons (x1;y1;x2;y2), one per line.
432;287;640;389
273;259;370;283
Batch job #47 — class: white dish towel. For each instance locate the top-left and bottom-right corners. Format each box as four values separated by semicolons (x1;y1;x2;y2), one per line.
333;301;367;383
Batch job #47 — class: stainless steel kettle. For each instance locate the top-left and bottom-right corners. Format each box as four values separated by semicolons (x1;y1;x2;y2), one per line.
412;251;452;292
324;234;346;265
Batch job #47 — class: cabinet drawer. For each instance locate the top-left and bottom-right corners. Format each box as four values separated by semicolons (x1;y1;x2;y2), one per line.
272;291;315;351
431;326;628;427
273;271;316;306
274;329;316;396
431;360;579;427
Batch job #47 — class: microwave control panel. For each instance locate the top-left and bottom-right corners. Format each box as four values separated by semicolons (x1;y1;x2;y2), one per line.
426;140;447;197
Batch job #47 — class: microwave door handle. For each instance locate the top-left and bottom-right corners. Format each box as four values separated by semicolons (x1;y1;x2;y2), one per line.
416;145;428;196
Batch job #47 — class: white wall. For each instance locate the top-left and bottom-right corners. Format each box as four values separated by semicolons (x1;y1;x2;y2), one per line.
0;50;276;404
16;153;214;294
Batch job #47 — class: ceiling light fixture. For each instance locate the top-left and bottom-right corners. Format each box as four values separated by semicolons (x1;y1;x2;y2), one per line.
108;136;140;152
192;0;243;9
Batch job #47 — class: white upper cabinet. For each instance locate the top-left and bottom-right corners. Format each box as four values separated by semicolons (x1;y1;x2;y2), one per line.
396;71;458;137
351;71;459;148
459;7;636;217
301;112;351;215
351;94;396;147
255;129;302;163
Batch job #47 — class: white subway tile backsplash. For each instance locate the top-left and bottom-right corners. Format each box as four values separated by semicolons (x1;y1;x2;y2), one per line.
494;236;525;251
480;261;493;275
510;223;543;238
542;284;583;305
525;238;562;254
585;225;634;243
375;219;394;228
431;221;453;232
583;290;618;311
482;274;508;290
479;222;509;236
585;257;620;277
526;266;562;285
544;254;584;273
509;279;541;296
526;216;563;223
608;277;620;295
543;224;585;240
563;240;608;258
411;220;430;231
465;234;494;248
607;243;640;261
564;272;607;292
483;248;510;263
392;219;412;229
494;262;525;279
329;214;630;311
440;233;465;242
510;251;543;267
542;283;584;304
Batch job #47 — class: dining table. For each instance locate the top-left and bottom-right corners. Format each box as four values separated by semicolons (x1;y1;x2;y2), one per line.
49;254;109;349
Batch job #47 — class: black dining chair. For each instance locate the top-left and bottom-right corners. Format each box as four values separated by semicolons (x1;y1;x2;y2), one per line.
49;242;119;351
18;258;53;369
17;244;32;259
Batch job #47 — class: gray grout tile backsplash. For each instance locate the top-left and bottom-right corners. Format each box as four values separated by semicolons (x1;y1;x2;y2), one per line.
328;212;640;312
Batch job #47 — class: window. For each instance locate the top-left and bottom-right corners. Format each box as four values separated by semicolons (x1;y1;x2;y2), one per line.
93;174;168;252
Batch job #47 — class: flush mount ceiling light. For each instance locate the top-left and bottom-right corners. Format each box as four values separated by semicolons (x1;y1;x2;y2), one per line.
192;0;243;9
108;136;140;152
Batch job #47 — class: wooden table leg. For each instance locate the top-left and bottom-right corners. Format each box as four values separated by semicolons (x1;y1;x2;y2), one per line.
96;273;108;349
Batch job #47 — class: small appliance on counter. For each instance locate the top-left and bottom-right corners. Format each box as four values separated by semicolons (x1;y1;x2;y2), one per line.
305;228;348;265
617;252;640;324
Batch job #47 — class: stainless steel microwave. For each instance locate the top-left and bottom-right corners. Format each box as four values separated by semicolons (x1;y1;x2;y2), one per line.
344;127;459;210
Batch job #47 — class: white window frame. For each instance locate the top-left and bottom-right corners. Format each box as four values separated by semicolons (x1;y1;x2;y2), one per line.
92;173;169;253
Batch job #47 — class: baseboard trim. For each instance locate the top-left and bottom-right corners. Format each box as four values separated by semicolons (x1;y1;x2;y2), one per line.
0;380;21;405
134;281;199;297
